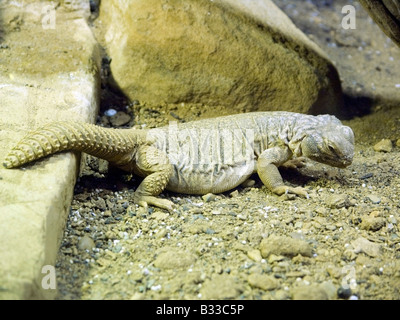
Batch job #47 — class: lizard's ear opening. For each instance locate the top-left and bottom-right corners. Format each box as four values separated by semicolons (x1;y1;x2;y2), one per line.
300;134;322;160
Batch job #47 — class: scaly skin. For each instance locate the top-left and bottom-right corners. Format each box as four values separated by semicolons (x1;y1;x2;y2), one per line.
3;112;355;210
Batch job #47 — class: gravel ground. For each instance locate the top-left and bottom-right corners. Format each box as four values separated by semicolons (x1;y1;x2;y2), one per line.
55;0;400;300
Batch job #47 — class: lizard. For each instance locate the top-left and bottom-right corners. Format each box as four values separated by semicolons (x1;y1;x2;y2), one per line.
3;111;354;211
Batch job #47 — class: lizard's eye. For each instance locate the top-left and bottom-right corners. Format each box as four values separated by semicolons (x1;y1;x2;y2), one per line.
328;145;336;154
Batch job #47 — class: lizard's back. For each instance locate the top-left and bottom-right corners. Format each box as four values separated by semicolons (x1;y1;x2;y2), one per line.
147;112;304;194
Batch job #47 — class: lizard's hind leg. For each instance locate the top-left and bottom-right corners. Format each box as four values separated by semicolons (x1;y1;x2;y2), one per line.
133;145;174;211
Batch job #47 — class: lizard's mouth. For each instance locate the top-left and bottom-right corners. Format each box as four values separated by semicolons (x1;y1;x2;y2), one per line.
313;155;353;168
306;151;353;168
335;159;352;168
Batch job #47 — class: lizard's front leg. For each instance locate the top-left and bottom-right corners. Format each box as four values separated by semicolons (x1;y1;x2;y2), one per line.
133;145;174;211
257;146;308;198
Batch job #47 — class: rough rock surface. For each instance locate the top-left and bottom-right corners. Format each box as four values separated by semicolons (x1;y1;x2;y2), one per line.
98;0;344;115
0;0;100;299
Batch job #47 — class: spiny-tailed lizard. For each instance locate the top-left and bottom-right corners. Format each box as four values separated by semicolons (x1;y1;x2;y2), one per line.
3;112;354;210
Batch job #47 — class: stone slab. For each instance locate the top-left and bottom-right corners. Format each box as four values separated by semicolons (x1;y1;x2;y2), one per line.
0;1;100;299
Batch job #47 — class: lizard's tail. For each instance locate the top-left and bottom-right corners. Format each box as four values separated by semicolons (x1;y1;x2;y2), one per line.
3;121;137;169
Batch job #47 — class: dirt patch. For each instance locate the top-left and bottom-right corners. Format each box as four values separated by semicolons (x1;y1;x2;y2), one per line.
55;0;400;300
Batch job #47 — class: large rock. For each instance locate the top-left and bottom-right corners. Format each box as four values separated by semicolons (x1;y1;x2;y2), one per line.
99;0;344;115
359;0;400;48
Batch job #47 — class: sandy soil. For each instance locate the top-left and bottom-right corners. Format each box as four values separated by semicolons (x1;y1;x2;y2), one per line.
55;0;400;300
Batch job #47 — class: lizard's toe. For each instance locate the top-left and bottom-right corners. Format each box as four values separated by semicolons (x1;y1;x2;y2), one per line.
290;186;309;199
153;198;175;212
281;157;307;170
134;194;174;211
137;200;149;210
272;185;309;199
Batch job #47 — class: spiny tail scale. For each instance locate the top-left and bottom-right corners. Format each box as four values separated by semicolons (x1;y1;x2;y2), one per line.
3;121;135;169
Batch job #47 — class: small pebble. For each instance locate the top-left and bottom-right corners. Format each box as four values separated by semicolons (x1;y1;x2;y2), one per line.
247;273;278;291
325;224;336;231
151;211;168;220
359;172;373;180
292;282;336;300
247;249;262;262
104;108;117;116
200;274;243;299
202;193;216;202
112;243;123;253
230;190;239;198
260;235;312;258
268;254;285;263
351;237;382;257
274;290;290;300
373;139;392;152
153;249;196;269
77;235;95;251
366;194;381;204
327;194;351;209
337;286;352;299
110;111;131;126
130;292;145;300
360;216;385;231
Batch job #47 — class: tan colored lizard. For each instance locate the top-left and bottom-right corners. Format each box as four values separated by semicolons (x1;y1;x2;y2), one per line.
3;112;354;210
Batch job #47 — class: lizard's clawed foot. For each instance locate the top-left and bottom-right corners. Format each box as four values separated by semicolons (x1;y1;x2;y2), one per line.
134;194;175;212
272;185;309;199
281;157;307;170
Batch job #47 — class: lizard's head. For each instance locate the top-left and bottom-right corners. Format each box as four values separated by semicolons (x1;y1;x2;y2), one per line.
300;124;354;168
